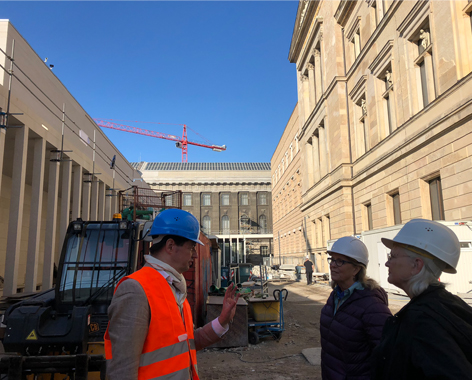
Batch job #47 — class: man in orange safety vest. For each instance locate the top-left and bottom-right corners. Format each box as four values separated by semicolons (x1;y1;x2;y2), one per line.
105;209;239;380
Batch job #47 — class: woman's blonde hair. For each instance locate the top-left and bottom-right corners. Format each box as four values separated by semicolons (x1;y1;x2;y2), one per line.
330;260;380;290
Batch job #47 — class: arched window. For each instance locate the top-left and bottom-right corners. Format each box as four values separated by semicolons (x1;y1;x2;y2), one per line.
240;214;250;233
202;215;211;234
259;215;267;234
222;215;230;234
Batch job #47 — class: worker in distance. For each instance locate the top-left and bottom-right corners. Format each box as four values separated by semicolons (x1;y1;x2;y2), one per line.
105;209;239;380
372;219;472;379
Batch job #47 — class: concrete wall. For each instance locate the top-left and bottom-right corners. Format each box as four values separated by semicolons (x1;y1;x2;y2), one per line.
0;21;149;295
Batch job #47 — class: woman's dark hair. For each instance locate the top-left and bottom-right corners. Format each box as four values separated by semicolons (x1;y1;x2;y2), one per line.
149;235;190;255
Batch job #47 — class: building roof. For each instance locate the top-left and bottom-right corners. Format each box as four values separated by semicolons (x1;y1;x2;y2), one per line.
133;162;271;171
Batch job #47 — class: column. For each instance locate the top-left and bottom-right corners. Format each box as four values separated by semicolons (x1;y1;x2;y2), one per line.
297;73;305;124
217;238;221;288
105;188;112;220
424;54;436;103
236;236;240;264
314;50;323;103
4;126;28;295
98;181;106;220
307;63;316;110
71;164;82;220
312;133;321;183
0;128;5;195
59;160;72;247
90;176;99;221
305;140;314;188
25;138;45;293
319;126;328;178
42;159;60;290
111;190;118;215
82;181;91;221
301;74;311;120
243;236;246;263
222;237;226;267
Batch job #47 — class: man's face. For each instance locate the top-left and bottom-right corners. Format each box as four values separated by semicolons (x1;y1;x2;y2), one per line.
170;239;198;274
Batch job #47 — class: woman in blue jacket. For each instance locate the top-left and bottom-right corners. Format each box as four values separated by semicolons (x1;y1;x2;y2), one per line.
320;236;391;380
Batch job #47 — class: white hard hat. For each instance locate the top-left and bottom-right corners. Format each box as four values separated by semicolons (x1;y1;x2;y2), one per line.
328;236;369;266
381;219;460;274
305;255;309;259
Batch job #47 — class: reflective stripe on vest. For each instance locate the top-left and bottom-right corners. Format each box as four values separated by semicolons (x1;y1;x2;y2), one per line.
104;267;199;380
148;367;189;380
140;340;193;367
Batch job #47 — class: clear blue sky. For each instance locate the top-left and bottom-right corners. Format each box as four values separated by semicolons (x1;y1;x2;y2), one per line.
2;1;299;164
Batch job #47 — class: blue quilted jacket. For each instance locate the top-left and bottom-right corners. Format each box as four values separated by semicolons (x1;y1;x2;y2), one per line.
320;286;391;380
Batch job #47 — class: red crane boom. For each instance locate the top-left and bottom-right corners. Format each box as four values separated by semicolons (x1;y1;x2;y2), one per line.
94;118;226;163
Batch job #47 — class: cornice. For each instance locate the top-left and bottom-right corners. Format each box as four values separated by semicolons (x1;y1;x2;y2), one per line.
289;0;320;63
397;0;430;38
298;17;324;71
348;75;367;101
334;0;357;27
368;40;394;76
345;16;361;41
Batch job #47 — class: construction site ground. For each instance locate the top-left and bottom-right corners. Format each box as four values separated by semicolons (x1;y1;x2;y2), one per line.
197;280;406;380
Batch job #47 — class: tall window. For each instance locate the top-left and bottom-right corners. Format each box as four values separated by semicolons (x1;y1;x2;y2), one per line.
221;215;230;234
260;246;269;256
356;96;369;155
413;25;435;109
258;193;267;205
183;193;192;206
221;193;230;206
259;215;267;234
165;195;173;206
202;215;211;234
392;193;401;225
383;67;396;135
240;193;248;206
240;215;250;233
429;177;445;220
202;193;211;206
365;203;373;230
352;28;361;59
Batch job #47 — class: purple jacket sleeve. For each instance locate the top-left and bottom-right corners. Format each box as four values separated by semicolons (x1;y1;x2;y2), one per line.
363;292;392;347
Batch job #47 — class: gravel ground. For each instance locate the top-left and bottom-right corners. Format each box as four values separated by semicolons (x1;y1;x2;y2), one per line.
197;280;406;380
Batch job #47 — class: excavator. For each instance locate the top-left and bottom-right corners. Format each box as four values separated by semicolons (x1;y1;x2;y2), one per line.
0;215;153;379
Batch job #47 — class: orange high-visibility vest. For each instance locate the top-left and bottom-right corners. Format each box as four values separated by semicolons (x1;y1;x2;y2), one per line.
104;267;199;380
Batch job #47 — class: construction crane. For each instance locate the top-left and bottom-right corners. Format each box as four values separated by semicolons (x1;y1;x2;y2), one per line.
94;118;226;163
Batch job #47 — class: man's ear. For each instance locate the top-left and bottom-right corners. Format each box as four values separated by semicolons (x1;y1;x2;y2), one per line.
165;238;175;254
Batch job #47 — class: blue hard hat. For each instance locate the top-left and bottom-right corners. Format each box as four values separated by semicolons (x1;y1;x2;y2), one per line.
150;209;204;245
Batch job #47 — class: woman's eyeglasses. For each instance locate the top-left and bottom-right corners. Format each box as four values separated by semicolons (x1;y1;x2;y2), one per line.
327;258;357;267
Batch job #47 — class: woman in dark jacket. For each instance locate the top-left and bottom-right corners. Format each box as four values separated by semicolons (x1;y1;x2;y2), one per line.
320;236;391;380
372;219;472;379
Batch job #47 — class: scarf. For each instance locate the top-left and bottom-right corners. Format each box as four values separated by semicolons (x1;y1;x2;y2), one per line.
144;255;187;307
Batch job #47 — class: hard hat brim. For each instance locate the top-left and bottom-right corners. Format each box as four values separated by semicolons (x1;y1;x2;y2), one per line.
193;238;205;246
381;238;394;249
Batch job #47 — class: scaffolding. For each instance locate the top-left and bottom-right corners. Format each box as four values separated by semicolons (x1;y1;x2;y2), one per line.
118;186;182;221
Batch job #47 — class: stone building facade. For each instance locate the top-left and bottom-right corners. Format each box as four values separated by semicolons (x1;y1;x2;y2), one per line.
271;105;306;265
0;21;146;296
134;162;273;265
285;0;472;271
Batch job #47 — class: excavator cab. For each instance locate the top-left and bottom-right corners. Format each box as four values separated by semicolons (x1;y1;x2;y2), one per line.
1;218;146;379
